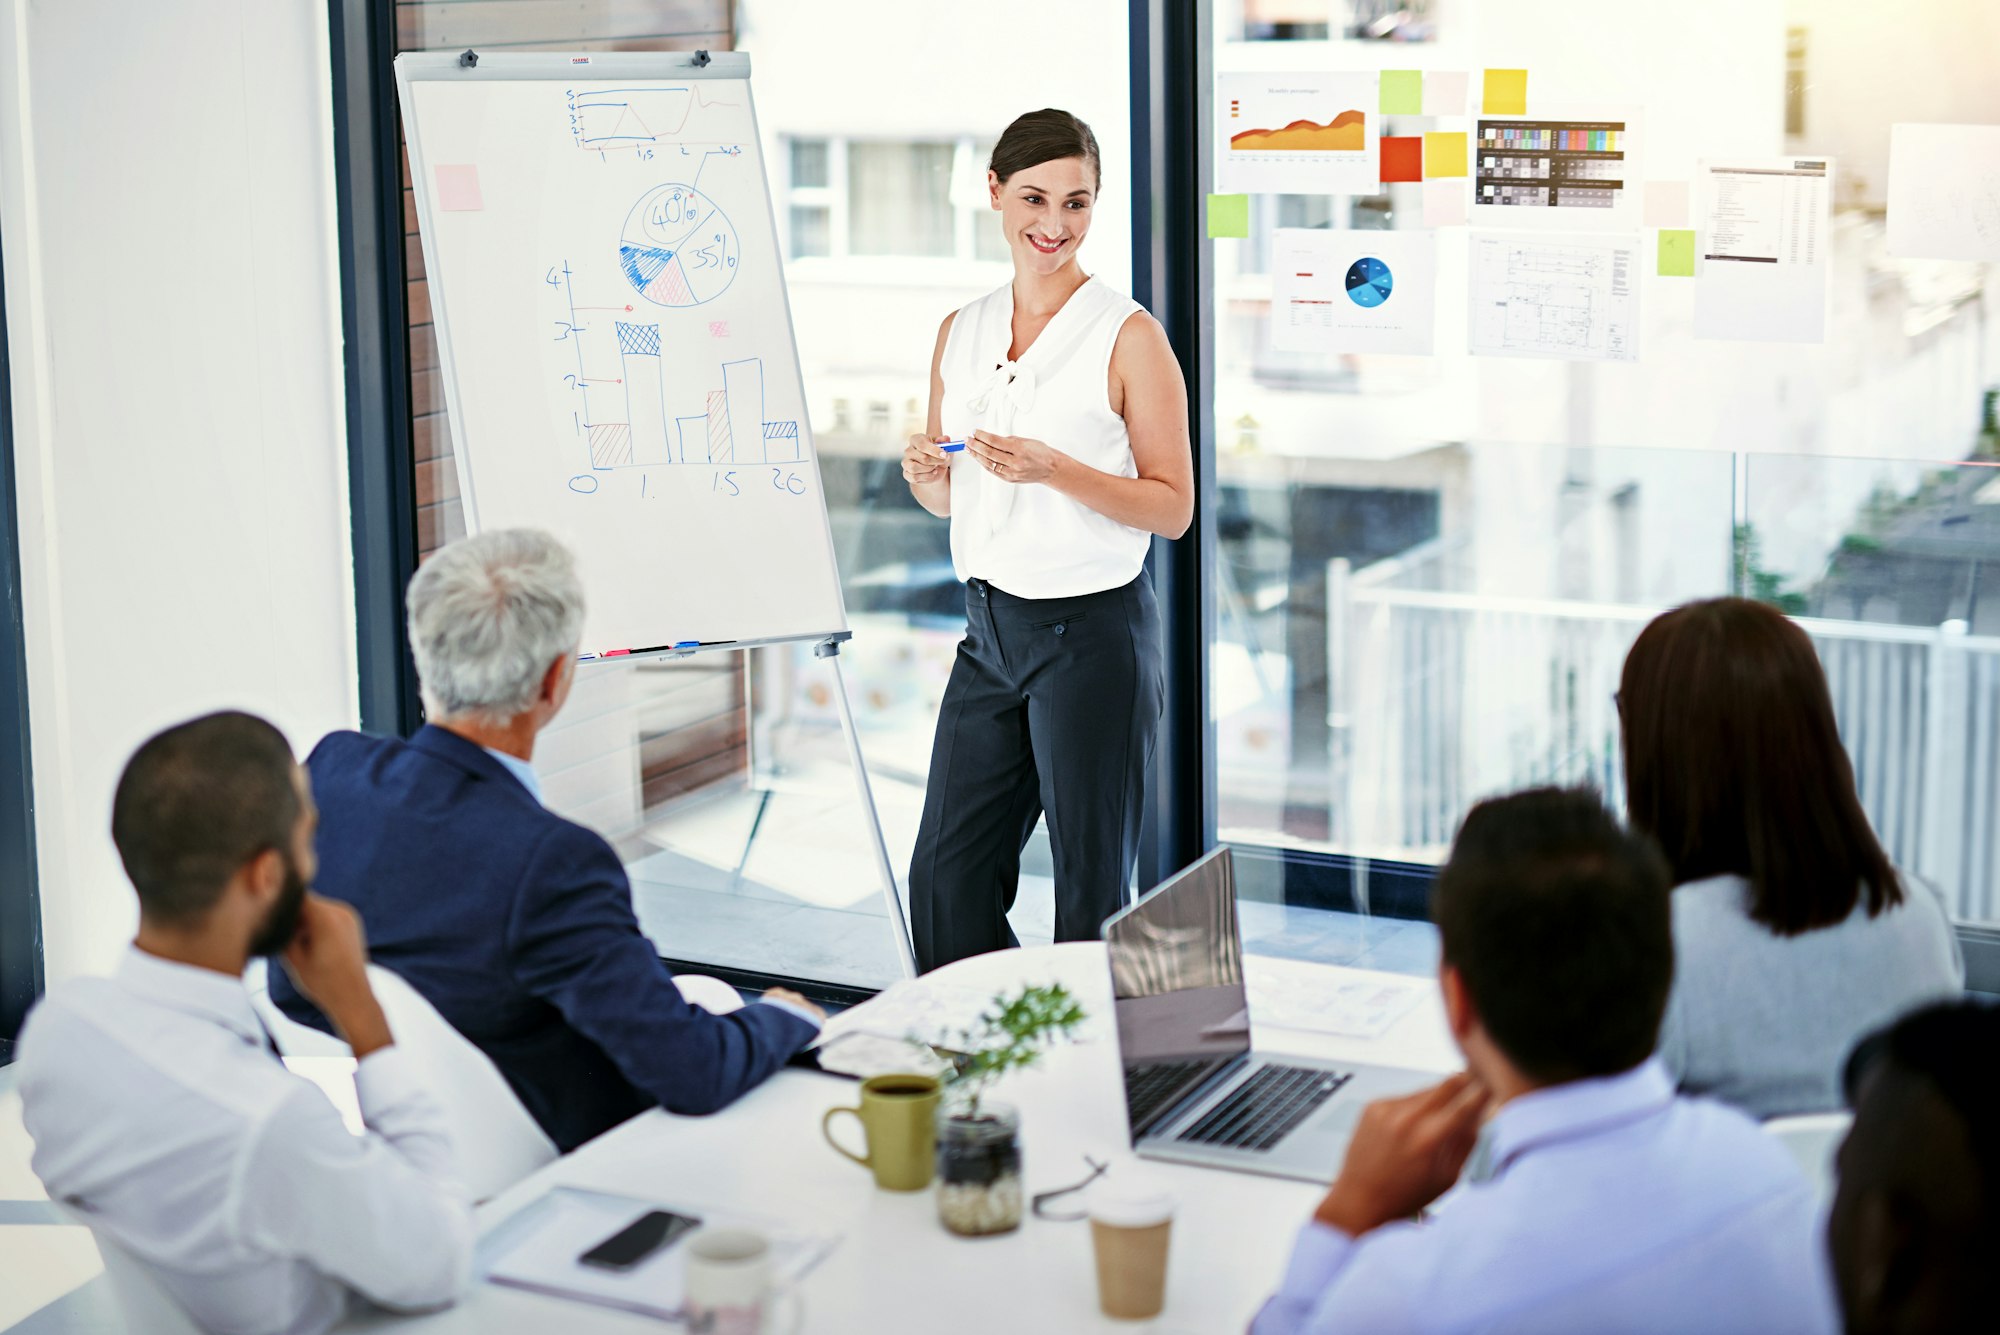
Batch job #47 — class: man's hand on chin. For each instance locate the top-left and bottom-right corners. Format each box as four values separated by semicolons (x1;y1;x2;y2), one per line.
1313;1071;1491;1238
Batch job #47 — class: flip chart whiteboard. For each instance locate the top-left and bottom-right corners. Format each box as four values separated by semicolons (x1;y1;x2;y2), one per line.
397;51;848;657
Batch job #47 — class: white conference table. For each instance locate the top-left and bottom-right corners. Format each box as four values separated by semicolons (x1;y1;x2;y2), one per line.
340;943;1457;1335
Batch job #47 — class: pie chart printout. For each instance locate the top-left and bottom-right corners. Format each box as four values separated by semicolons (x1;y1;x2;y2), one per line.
1346;256;1394;308
619;183;740;308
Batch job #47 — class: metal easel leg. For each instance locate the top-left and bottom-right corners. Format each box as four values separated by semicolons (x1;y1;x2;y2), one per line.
816;639;919;978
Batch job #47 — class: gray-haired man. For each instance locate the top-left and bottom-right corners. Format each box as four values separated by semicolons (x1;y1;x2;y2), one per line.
273;528;824;1152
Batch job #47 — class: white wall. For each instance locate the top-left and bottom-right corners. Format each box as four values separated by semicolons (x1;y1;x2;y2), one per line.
0;0;358;984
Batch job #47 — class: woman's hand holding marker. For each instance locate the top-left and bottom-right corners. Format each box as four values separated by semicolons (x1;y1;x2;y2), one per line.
967;429;1061;486
902;433;954;485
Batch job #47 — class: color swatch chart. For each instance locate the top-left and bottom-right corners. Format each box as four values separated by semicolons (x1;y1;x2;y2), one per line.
1476;119;1628;211
1479;126;1624;153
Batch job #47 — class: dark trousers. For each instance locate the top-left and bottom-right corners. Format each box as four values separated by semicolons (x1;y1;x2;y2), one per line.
908;575;1165;972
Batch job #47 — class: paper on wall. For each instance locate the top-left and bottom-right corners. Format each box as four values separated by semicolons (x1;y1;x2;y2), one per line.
1215;71;1381;195
1468;231;1640;362
1270;228;1437;356
1692;156;1832;343
1471;109;1642;232
1886;123;2000;261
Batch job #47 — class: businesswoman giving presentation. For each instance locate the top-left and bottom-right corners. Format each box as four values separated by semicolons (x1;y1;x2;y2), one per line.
899;109;1195;974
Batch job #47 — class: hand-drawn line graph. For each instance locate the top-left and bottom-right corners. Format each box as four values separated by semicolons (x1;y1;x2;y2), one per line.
545;261;800;475
619;183;740;308
566;84;741;152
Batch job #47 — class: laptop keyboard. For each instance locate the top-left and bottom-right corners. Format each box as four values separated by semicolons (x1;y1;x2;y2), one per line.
1175;1064;1352;1153
1125;1059;1214;1132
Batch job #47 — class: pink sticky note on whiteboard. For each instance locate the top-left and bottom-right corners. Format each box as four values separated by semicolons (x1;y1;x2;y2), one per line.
434;164;484;212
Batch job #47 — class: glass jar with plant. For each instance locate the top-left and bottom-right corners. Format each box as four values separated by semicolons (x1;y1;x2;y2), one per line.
932;983;1087;1237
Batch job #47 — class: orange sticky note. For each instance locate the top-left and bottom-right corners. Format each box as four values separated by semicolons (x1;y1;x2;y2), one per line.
1483;69;1528;115
1380;136;1423;183
1423;132;1468;178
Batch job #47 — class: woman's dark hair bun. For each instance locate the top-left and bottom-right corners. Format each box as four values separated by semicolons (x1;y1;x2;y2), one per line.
989;109;1102;190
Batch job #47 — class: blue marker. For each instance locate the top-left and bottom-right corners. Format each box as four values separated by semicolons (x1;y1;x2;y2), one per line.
675;641;699;649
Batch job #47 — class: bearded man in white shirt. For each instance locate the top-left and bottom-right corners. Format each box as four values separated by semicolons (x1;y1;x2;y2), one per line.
17;711;472;1335
1253;787;1838;1335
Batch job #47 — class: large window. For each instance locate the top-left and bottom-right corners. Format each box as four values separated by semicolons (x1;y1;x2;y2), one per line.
376;1;1133;992
1202;0;2000;949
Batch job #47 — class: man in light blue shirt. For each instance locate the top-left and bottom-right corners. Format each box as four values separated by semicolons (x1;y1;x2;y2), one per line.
1253;788;1838;1335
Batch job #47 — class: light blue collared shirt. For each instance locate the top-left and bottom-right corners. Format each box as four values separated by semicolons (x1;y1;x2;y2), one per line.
481;746;821;1035
1252;1059;1837;1335
481;746;544;805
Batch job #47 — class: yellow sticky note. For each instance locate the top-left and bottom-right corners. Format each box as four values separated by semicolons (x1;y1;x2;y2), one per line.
1423;132;1468;179
1658;229;1696;277
1379;71;1423;116
1483;68;1528;115
1206;193;1250;239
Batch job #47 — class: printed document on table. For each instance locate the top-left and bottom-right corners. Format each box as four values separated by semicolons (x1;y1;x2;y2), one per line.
1215;72;1381;195
1693;157;1833;343
1270;229;1437;356
483;1187;834;1320
1245;968;1426;1040
1468;231;1639;362
1886;124;2000;261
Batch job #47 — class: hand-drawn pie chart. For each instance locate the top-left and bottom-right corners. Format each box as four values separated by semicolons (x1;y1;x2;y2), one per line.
1345;256;1393;308
619;183;739;308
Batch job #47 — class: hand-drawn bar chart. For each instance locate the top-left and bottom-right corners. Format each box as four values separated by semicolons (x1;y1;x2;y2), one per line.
584;318;798;470
674;357;801;465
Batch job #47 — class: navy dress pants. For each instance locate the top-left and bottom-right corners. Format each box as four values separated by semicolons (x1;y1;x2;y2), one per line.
908;575;1165;972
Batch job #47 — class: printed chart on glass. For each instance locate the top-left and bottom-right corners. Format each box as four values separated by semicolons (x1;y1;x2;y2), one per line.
1467;231;1640;362
1269;229;1437;356
1470;110;1641;231
1692;157;1833;343
398;54;848;657
1214;71;1382;195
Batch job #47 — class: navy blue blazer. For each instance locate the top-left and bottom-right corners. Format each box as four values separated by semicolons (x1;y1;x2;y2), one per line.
273;725;818;1152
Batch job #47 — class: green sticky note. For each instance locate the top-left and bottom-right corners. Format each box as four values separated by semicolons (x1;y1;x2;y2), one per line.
1379;70;1423;116
1207;193;1250;239
1483;68;1528;115
1658;229;1696;277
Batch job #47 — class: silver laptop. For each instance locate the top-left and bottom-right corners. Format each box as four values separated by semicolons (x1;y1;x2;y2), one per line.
1105;848;1435;1183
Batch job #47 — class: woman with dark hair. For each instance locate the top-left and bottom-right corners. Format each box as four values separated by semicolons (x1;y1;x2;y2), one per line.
1619;597;1962;1117
899;109;1192;971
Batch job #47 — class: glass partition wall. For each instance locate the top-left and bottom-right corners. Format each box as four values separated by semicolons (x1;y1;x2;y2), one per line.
1204;0;2000;965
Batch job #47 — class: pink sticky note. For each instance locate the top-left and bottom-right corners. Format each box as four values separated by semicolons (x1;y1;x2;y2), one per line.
1423;71;1470;117
434;164;484;212
1644;181;1690;229
1423;180;1467;228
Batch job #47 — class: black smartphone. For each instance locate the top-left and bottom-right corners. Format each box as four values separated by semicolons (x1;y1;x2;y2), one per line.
576;1210;702;1272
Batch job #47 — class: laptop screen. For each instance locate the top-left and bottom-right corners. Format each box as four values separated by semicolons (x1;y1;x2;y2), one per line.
1104;848;1251;1133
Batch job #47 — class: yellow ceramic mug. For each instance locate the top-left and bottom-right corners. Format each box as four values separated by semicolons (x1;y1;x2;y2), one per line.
821;1074;942;1192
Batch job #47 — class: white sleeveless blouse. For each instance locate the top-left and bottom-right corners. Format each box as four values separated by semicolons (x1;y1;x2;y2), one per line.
938;276;1151;599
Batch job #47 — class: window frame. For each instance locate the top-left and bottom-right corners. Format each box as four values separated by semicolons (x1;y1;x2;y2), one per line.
0;212;42;1061
778;132;1012;271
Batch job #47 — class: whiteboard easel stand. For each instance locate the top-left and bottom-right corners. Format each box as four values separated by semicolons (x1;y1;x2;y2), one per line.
814;636;919;978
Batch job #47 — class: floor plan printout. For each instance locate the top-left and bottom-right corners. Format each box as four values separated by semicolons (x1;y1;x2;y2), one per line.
1468;232;1640;362
1471;113;1639;231
1215;71;1381;195
1693;157;1833;343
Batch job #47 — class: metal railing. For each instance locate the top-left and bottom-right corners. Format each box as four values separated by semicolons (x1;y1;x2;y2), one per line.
1328;559;2000;923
